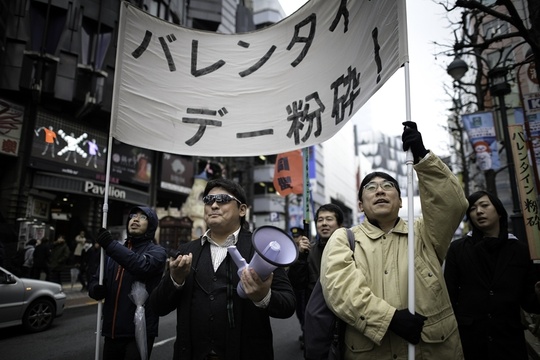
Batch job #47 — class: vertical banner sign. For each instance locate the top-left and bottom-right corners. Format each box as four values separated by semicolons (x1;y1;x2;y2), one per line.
508;125;540;259
515;106;540;190
462;112;501;171
273;150;303;196
0;99;24;157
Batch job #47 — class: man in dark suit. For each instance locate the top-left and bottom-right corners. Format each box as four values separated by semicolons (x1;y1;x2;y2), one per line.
149;178;296;360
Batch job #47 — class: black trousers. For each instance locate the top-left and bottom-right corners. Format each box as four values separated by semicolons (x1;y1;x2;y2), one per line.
103;336;155;360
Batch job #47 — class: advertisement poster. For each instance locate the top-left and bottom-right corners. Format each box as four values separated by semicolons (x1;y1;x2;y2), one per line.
160;153;194;194
30;111;154;186
0;98;24;157
462;112;501;171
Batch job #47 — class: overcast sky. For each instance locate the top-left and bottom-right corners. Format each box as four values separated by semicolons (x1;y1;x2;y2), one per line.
278;0;456;154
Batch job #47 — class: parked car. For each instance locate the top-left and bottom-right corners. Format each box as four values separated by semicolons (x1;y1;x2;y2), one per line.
0;266;66;332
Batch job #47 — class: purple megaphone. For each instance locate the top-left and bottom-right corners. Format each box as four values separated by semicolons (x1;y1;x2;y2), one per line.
228;226;299;298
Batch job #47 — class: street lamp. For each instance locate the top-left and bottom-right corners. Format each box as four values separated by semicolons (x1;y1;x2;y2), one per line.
447;57;525;241
446;56;498;196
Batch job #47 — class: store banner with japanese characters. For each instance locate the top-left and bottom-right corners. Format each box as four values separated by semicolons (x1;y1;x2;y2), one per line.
462;112;501;171
112;0;407;156
0;98;24;157
515;107;540;184
508;125;540;260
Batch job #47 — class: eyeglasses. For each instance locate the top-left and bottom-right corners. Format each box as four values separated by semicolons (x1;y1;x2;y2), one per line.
129;213;148;221
202;194;242;205
363;181;396;193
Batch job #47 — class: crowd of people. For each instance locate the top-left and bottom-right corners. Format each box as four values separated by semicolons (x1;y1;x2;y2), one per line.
5;121;537;360
85;122;540;360
9;231;100;290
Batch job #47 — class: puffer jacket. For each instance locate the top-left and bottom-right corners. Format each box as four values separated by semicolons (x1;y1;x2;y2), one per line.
320;152;468;360
89;206;167;338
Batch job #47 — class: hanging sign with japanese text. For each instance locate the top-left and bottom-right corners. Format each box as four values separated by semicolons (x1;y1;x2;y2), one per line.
508;125;540;259
112;0;408;156
273;150;304;196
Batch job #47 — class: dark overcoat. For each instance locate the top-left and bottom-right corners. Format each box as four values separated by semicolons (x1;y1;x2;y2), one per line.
149;227;296;360
445;234;540;360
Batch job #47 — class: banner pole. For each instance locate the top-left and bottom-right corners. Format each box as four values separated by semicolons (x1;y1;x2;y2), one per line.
95;132;114;360
94;1;127;357
302;147;310;240
404;62;416;360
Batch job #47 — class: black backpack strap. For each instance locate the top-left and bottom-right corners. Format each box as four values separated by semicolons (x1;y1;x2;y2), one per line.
345;228;355;251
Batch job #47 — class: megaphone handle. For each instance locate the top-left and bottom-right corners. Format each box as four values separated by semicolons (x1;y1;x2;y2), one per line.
227;246;247;271
228;246;248;298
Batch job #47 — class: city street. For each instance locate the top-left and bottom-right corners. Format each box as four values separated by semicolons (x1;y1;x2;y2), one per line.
0;302;304;360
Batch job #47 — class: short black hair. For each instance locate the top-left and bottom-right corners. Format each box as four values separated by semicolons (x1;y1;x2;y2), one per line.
204;178;247;226
358;171;401;200
467;190;509;241
315;204;345;226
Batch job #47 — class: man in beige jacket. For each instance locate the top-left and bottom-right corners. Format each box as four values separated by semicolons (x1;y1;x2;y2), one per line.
320;121;467;359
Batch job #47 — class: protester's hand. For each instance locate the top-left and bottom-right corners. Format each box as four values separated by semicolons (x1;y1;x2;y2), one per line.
96;228;113;249
169;253;192;286
388;309;427;345
297;236;311;254
92;284;107;300
402;121;429;164
241;267;272;303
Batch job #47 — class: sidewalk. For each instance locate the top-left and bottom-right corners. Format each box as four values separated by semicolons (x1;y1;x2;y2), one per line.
62;282;98;309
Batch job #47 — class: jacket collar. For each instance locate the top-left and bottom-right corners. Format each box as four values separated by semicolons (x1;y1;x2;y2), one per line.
361;217;407;239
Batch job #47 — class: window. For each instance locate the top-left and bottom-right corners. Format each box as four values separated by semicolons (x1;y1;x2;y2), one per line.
486;46;514;69
483;19;509;40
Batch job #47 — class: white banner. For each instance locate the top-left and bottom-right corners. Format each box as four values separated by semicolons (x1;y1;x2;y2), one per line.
112;0;408;156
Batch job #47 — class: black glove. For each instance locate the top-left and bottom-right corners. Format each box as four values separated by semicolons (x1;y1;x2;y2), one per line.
402;121;429;164
388;309;427;345
92;284;107;300
96;228;113;249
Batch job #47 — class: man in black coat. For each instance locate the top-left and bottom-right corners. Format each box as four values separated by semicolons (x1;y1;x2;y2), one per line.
149;178;296;360
88;206;167;360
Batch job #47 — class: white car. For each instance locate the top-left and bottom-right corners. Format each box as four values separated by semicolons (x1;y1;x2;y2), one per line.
0;266;66;332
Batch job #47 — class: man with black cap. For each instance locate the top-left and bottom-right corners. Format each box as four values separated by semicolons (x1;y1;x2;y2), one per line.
318;121;468;359
88;206;167;360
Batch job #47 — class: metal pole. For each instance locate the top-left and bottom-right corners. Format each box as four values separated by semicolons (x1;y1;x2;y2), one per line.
497;94;525;241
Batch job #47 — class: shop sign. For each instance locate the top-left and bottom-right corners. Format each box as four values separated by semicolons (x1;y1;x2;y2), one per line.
84;181;127;200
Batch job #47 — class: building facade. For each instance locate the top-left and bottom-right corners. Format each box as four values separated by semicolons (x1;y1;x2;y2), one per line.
0;0;361;261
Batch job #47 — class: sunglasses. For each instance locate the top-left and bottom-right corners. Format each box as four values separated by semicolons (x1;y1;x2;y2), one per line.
202;194;242;205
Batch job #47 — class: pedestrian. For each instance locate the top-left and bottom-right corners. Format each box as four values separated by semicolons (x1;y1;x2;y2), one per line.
48;235;70;285
31;238;51;280
78;238;93;291
288;204;344;349
149;178;296;360
444;190;540;359
21;239;37;277
71;230;87;287
73;230;86;263
319;121;468;359
82;240;100;290
88;206;167;360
